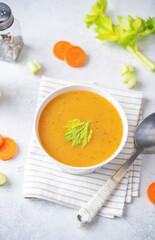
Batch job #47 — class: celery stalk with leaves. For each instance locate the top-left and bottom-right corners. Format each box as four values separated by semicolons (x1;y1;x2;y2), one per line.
85;0;155;71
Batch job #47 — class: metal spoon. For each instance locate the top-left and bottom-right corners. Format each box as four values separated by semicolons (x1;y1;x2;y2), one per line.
77;112;155;224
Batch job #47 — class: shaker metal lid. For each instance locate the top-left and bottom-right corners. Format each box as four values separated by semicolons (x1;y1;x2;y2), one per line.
0;2;14;31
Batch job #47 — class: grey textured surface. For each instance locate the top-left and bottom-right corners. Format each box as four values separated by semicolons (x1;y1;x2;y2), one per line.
0;0;155;240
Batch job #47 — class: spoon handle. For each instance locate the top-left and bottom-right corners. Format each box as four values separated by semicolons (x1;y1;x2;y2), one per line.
77;177;118;224
77;149;141;224
113;149;141;182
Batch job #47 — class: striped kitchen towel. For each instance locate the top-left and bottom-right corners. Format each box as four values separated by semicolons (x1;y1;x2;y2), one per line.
23;76;143;218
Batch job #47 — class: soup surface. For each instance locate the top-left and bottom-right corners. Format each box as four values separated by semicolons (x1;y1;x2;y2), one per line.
38;90;123;167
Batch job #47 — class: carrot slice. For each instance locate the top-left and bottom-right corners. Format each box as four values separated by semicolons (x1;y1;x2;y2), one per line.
0;135;3;146
64;46;86;67
53;41;72;60
0;137;17;160
147;182;155;204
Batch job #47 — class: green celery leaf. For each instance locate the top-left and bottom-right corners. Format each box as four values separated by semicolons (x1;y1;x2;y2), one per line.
95;15;113;30
64;119;92;148
116;16;144;47
94;16;118;41
132;17;144;32
84;0;107;28
64;119;84;129
85;14;97;28
117;30;136;47
90;0;107;15
117;15;133;30
95;31;118;41
140;17;155;36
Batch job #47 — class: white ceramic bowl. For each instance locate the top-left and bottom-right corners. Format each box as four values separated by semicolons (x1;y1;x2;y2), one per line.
35;84;128;175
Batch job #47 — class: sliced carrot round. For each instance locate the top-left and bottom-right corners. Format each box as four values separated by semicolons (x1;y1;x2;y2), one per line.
0;135;3;147
0;137;17;160
64;46;86;67
147;182;155;204
53;41;72;60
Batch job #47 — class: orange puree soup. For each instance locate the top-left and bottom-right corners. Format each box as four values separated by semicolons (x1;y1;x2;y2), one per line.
38;90;123;167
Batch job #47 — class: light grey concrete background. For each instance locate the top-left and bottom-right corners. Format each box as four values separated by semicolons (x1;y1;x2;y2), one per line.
0;0;155;239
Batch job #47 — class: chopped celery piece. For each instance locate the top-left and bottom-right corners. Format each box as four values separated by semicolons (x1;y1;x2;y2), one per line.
0;172;7;186
27;60;42;74
120;63;137;89
120;63;129;76
127;74;137;89
120;63;133;76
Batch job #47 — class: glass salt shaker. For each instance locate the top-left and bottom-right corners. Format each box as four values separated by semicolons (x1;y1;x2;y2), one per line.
0;2;24;62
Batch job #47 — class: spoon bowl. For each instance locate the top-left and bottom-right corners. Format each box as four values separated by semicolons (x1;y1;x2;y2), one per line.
135;112;155;152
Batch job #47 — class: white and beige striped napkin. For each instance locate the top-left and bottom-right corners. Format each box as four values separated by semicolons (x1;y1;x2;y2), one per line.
23;76;143;218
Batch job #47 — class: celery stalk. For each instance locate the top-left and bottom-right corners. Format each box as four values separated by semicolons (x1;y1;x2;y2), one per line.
127;46;155;71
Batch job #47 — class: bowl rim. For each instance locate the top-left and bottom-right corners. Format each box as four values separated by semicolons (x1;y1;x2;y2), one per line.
35;84;128;171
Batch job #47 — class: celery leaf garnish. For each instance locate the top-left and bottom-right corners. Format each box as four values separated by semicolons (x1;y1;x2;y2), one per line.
64;119;92;148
